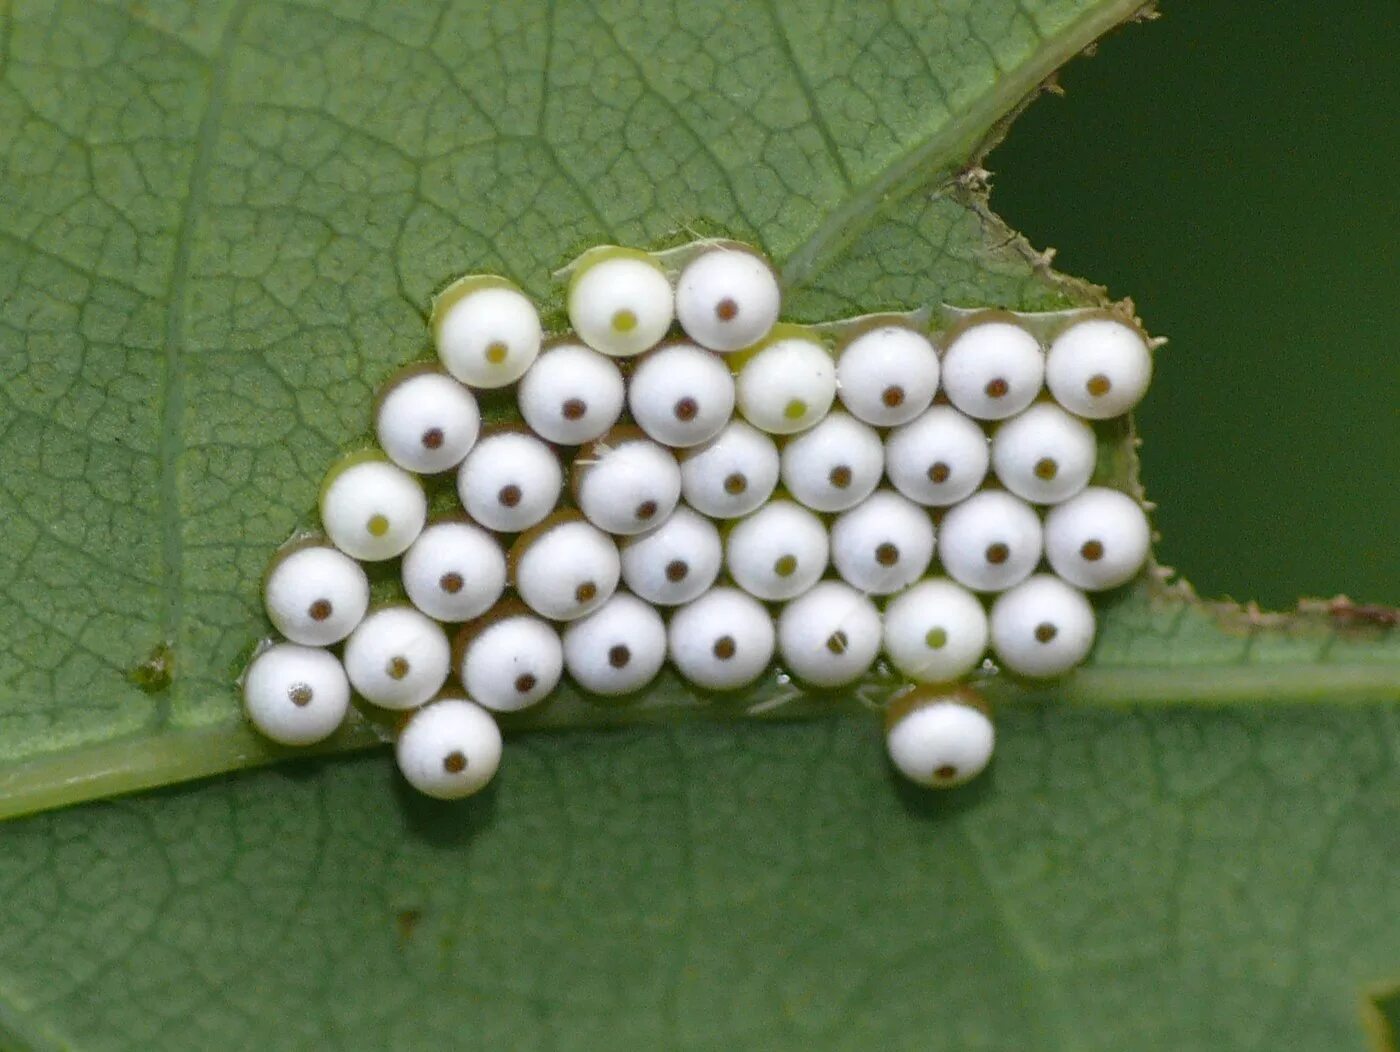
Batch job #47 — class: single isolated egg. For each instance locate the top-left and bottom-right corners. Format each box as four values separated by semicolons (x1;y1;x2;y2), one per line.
395;696;502;800
573;429;682;536
734;326;837;435
619;505;723;607
674;243;782;352
882;577;989;683
457;429;563;533
510;512;621;622
432;275;542;388
628;341;735;448
990;401;1097;505
567;247;675;358
517;340;625;446
243;642;350;747
829;490;936;596
885;687;995;789
725;499;829;602
263;542;369;646
776;581;882;688
989;573;1096;678
940;314;1045;420
374;366;480;474
937;489;1043;593
835;323;940;427
562;591;668;696
400;520;507;623
884;405;990;507
780;411;884;513
343;605;451;711
1043;486;1151;590
455;602;563;712
678;419;780;519
667;586;776;690
319;451;427;561
1046;314;1153;419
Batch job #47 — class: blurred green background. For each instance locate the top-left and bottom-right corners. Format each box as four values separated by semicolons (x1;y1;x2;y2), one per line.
993;1;1398;608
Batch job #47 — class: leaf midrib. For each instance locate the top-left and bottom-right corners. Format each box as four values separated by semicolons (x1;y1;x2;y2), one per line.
158;0;255;727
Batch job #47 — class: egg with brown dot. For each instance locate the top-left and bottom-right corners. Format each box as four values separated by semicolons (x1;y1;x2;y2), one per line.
263;539;371;647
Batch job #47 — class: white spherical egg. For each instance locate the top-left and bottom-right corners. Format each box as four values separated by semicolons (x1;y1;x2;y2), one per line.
433;277;542;388
779;411;883;513
667;586;775;690
243;642;350;746
343;605;451;710
678;419;780;519
400;520;507;623
517;341;625;446
567;249;675;357
776;581;882;688
320;454;427;561
941;317;1044;420
562;591;667;696
1043;486;1151;591
835;324;940;426
884;405;990;507
829;490;935;596
674;245;781;352
1046;315;1153;419
574;432;682;536
263;544;369;646
990;402;1097;505
374;368;480;474
456;430;562;533
885;689;995;788
395;697;502;800
619;505;722;607
734;329;837;435
882;578;989;683
936;490;1043;593
725;500;829;602
628;341;735;448
456;606;563;712
511;514;621;622
989;573;1096;678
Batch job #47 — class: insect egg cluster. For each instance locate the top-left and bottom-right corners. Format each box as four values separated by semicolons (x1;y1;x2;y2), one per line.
242;240;1155;799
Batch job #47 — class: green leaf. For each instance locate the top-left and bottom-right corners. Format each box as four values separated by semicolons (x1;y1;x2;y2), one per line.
0;0;1396;1046
3;711;1400;1051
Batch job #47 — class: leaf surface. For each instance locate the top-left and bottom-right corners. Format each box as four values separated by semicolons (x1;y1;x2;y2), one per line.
0;1;1396;1048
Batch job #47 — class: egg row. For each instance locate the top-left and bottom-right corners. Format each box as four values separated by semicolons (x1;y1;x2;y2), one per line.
396;310;1149;483
247;565;1092;748
329;401;1125;576
434;244;783;388
430;245;1149;433
283;485;1148;650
